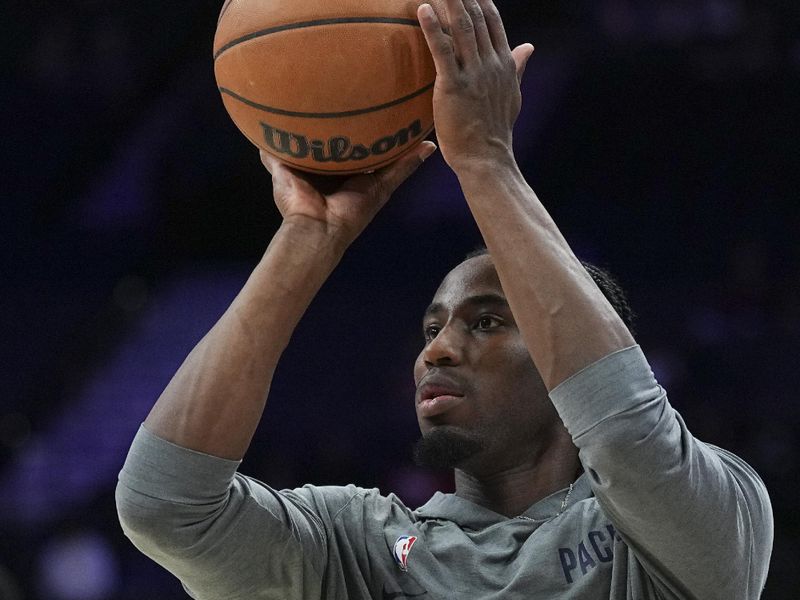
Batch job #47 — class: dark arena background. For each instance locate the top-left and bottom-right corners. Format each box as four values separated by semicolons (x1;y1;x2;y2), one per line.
1;1;798;598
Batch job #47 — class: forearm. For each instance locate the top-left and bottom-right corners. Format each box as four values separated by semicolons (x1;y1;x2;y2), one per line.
144;217;348;459
454;158;634;390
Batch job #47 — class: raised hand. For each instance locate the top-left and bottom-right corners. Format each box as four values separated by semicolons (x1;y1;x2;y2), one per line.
417;0;534;171
260;143;436;246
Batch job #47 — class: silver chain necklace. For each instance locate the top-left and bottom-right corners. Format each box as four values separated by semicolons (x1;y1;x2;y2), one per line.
516;483;574;522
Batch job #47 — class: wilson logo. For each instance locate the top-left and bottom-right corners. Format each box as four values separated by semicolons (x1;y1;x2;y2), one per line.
260;120;423;163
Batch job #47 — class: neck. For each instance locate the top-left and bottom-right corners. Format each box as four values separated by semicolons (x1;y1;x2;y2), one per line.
453;438;581;518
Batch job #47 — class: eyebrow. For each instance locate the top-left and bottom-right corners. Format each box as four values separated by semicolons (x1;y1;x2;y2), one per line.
423;293;510;318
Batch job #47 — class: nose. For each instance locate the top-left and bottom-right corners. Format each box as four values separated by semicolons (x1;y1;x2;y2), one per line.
421;323;464;367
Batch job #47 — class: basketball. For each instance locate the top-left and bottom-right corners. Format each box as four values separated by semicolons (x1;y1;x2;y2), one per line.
213;0;438;175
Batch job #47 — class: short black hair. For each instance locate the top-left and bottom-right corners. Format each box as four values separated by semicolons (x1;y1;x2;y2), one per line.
464;247;636;336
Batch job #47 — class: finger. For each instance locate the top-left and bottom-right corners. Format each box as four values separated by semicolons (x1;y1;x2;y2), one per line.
259;149;278;175
475;0;509;53
259;149;313;195
374;141;437;195
260;149;299;205
418;4;458;75
443;0;479;62
260;149;300;186
511;43;535;83
462;0;493;57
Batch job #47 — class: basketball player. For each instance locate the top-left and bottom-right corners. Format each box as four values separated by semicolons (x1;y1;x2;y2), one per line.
116;0;773;597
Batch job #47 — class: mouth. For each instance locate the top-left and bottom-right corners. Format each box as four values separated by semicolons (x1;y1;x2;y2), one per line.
416;382;466;418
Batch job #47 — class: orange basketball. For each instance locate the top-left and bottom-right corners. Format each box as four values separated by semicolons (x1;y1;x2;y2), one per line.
213;0;437;175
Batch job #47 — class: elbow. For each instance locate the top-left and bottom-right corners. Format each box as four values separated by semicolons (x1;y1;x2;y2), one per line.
115;479;218;559
115;479;177;550
115;470;243;563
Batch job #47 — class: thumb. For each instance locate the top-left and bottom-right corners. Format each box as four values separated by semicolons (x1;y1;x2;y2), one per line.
511;43;535;83
374;141;438;195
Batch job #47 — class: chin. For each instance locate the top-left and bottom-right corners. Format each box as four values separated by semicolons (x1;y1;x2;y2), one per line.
412;425;485;470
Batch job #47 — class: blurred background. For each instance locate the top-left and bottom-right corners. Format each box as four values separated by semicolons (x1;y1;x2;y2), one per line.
1;0;798;597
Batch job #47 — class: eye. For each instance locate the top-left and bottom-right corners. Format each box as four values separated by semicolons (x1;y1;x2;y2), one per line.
423;324;441;340
475;315;502;330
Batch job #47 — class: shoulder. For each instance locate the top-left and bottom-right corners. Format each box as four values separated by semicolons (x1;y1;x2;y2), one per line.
285;484;415;523
709;444;769;490
708;444;773;533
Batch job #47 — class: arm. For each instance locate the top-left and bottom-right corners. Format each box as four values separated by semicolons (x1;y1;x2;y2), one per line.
418;0;772;596
116;143;436;597
549;347;773;599
143;146;435;459
418;0;632;391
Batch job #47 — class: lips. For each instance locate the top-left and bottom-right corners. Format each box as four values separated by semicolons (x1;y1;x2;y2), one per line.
416;378;466;418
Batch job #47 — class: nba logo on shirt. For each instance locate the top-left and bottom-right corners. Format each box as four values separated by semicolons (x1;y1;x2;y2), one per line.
392;535;417;572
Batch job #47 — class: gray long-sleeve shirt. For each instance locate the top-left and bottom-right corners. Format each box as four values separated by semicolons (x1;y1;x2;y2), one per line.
116;346;773;599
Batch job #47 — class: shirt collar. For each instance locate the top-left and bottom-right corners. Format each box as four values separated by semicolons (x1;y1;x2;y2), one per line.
413;473;592;529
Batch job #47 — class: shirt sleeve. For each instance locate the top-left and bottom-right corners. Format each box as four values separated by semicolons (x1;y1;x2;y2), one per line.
115;425;332;600
549;345;773;600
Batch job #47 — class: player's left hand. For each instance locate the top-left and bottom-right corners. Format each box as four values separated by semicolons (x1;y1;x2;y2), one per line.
418;0;534;171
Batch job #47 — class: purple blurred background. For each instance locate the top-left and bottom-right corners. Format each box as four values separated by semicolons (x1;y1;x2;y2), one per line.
2;0;798;597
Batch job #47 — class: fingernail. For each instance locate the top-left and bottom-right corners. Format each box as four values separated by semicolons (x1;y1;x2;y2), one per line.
419;3;434;18
420;143;437;161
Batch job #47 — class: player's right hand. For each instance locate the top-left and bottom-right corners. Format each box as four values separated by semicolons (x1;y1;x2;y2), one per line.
259;142;437;246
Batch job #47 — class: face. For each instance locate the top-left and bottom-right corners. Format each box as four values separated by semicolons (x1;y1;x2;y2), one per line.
412;255;562;474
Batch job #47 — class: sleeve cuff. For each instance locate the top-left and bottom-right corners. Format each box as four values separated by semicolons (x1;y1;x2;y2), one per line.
549;345;660;441
119;425;242;503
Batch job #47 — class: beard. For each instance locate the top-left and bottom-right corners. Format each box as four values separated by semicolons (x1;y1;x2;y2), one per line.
412;425;485;469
